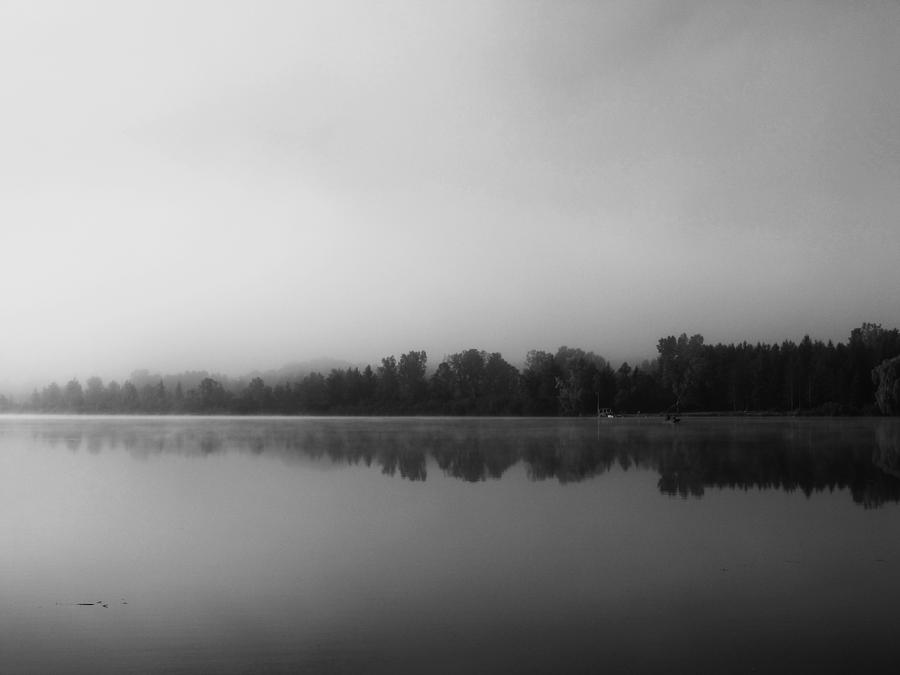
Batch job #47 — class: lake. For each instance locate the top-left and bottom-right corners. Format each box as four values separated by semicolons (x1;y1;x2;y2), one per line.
2;415;900;674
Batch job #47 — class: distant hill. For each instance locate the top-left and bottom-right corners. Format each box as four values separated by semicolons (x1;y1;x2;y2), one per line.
0;358;361;402
128;358;358;394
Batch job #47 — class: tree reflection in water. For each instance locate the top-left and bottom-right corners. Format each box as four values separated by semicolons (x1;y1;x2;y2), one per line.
15;416;900;508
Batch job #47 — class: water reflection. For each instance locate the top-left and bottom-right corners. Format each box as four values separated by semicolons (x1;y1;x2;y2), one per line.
7;416;900;508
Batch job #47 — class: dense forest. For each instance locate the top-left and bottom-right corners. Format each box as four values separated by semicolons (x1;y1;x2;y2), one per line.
3;323;900;416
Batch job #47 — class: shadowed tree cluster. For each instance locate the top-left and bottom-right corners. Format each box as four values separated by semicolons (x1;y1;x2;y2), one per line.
653;324;900;415
7;324;900;416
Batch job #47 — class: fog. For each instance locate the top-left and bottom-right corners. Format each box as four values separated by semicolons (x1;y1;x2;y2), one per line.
2;1;899;392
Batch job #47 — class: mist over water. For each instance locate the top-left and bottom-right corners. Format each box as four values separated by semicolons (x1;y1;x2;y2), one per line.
3;416;900;673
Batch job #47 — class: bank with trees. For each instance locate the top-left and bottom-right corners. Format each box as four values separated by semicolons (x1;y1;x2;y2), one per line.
6;323;900;417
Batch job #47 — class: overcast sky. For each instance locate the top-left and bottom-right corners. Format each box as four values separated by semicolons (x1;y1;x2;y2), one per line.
2;0;899;387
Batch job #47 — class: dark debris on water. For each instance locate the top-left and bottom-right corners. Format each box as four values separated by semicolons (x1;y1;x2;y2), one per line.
57;599;128;608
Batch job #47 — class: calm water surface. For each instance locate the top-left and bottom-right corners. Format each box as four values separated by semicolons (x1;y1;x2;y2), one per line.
2;415;900;674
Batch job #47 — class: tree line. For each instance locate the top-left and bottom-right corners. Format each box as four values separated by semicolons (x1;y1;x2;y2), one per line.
4;323;900;416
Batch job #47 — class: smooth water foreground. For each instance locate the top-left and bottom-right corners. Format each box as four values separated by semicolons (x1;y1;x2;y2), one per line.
2;415;900;674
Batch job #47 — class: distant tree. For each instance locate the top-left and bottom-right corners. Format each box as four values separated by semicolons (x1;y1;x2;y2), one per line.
591;360;617;413
139;380;168;413
121;381;139;412
449;349;487;413
156;380;169;411
271;382;298;414
376;356;400;407
360;365;377;407
873;356;900;416
173;381;185;412
325;369;348;410
298;372;328;412
630;363;668;413
657;333;707;411
63;379;84;412
41;382;63;412
107;381;122;410
429;361;456;412
197;377;228;412
398;350;428;408
849;324;900;411
554;347;598;416
521;350;561;415
482;352;521;414
240;376;272;413
84;377;105;412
